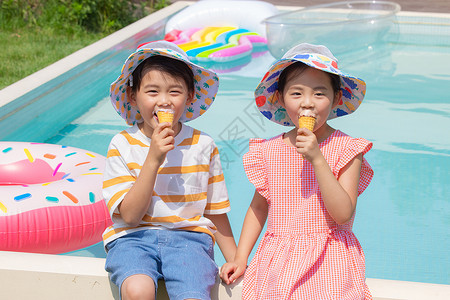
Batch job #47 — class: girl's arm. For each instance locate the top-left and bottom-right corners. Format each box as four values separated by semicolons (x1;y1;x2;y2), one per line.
119;123;174;226
298;128;362;224
205;213;237;262
311;152;362;224
220;191;268;284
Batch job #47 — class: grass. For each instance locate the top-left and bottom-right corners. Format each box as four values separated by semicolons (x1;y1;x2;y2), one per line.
0;0;169;90
0;27;106;89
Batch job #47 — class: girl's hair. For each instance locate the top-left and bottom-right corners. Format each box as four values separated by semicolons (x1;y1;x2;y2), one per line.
277;62;341;95
129;55;195;95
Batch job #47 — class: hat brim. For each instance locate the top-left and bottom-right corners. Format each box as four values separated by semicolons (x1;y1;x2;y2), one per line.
254;54;366;126
110;44;219;125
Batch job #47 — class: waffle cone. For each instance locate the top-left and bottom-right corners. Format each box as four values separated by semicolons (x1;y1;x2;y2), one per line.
298;116;316;131
157;111;174;124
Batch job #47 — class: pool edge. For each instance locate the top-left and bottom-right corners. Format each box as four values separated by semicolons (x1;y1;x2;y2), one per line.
1;251;449;300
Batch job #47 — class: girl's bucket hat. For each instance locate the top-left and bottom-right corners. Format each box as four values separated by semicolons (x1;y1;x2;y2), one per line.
254;43;366;126
110;41;219;125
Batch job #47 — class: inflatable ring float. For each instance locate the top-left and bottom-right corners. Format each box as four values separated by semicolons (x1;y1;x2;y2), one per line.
0;142;112;254
165;0;278;37
162;0;277;63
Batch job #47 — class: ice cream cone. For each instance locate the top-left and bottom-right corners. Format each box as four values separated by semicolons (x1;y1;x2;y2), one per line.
157;109;174;124
298;116;316;132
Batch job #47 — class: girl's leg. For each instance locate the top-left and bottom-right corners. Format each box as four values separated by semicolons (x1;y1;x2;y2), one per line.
121;274;156;300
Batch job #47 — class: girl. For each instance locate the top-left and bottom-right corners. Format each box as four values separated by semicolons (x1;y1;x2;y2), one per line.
220;43;374;299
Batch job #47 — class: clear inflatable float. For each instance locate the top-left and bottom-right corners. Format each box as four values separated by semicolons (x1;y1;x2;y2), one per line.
263;1;401;59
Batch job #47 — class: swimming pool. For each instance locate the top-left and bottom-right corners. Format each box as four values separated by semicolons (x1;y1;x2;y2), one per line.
1;6;449;287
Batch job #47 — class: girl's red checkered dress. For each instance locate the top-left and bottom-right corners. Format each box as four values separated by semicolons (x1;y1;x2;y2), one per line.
242;130;374;300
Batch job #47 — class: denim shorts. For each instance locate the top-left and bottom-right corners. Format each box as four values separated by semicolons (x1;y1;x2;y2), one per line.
105;229;218;300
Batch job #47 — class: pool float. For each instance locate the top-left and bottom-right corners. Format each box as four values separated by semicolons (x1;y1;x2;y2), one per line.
165;27;200;45
182;28;248;57
262;0;401;58
163;0;277;64
176;26;236;51
165;27;268;63
0;142;112;254
198;30;267;62
165;0;278;37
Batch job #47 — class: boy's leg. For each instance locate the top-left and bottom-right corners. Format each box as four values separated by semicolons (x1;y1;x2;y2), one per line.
105;230;162;299
160;230;218;300
121;274;155;300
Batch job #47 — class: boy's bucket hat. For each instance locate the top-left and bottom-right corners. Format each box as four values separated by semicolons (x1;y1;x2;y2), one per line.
110;41;219;125
254;43;366;126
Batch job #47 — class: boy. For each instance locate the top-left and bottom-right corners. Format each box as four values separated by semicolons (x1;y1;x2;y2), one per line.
103;41;236;300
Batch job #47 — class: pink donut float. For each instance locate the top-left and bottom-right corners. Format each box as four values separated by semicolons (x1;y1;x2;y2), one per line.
0;142;112;254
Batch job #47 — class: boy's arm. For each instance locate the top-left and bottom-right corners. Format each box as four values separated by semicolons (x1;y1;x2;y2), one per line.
118;155;160;226
204;213;236;263
220;191;268;284
205;141;236;261
119;123;174;226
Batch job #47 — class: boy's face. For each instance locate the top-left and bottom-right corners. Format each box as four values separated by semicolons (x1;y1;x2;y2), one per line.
277;66;341;132
128;70;193;137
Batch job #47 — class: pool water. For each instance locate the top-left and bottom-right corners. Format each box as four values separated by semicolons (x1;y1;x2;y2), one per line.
3;12;449;286
47;40;450;285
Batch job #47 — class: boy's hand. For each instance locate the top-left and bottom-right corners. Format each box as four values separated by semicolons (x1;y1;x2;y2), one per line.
220;261;246;285
148;122;175;166
296;128;320;162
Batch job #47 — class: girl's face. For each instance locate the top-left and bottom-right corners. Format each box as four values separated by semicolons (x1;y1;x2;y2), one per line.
128;70;193;137
277;66;341;134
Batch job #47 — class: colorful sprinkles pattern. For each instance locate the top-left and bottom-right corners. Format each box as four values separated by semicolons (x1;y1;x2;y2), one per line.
2;147;12;153
0;141;111;254
0;142;104;214
14;193;32;201
0;202;7;213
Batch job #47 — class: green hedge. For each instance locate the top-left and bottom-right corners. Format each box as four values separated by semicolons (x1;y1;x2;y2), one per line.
0;0;168;33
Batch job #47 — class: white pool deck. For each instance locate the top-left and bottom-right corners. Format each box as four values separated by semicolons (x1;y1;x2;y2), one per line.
1;1;450;299
1;251;449;300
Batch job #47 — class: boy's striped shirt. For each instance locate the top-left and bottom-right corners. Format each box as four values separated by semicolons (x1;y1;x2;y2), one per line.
102;124;230;247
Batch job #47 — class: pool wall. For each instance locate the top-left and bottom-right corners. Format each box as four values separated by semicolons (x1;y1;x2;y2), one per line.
0;1;449;299
1;251;449;300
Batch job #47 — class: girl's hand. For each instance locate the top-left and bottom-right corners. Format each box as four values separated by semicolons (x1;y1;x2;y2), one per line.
148;123;175;166
296;128;321;162
220;260;246;285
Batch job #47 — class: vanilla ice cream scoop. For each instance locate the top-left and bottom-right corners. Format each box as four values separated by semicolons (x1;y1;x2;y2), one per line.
156;109;174;124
